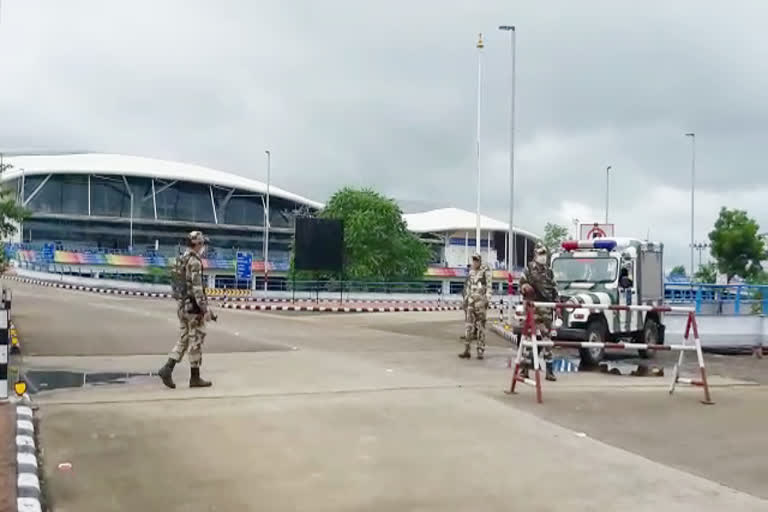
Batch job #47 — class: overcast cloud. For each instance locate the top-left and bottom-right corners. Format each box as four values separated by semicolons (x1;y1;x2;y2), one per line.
1;0;767;270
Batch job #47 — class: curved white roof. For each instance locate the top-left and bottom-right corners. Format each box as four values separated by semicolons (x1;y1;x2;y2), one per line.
403;207;539;239
1;153;323;209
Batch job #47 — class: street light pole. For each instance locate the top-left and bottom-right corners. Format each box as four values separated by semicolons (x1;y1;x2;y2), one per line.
122;176;134;252
686;133;696;279
692;242;709;269
499;25;515;272
129;193;134;251
474;33;484;256
264;150;271;292
604;165;612;224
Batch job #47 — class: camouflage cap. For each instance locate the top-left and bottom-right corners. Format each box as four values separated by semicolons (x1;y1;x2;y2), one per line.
471;252;482;261
187;231;209;244
534;244;548;255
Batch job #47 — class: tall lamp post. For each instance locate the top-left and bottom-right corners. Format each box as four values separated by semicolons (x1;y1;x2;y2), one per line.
691;241;710;270
264;150;271;292
604;165;612;224
474;33;484;256
685;133;696;280
122;176;134;252
499;24;516;273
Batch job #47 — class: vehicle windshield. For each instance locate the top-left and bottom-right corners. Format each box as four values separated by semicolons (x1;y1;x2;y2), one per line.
552;257;618;284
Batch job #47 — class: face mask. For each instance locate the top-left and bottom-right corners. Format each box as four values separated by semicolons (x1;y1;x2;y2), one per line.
535;255;547;265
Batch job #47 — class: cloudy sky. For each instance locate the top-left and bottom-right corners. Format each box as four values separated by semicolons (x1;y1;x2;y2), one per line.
1;0;766;269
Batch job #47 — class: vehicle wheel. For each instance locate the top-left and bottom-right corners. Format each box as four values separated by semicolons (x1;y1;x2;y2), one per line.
579;319;607;367
638;318;660;359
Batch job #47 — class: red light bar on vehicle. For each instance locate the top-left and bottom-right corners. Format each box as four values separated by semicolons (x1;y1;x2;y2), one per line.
561;240;617;251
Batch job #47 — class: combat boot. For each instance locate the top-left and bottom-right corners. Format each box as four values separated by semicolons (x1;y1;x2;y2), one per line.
189;367;212;388
476;350;484;360
458;347;471;359
158;358;177;389
545;362;557;382
519;362;530;379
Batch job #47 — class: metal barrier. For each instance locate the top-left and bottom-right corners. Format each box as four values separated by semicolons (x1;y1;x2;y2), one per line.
665;282;768;315
506;301;714;405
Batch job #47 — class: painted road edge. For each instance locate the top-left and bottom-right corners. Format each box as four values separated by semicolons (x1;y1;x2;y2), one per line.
2;275;503;314
15;403;42;512
219;302;501;313
2;275;172;299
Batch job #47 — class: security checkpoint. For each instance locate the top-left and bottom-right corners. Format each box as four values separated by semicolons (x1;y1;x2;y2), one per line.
506;300;714;405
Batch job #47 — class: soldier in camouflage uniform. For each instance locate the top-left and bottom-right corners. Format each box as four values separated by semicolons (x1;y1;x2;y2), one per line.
158;231;216;389
519;244;558;381
460;265;470;341
459;253;492;360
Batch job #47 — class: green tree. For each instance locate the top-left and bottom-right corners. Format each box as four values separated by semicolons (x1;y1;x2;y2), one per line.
708;207;766;281
744;270;768;313
314;187;431;281
0;162;30;269
669;265;687;278
694;262;717;284
746;270;768;285
542;222;569;253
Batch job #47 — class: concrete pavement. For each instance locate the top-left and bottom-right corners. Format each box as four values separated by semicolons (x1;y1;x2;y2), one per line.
0;403;16;512
7;280;768;511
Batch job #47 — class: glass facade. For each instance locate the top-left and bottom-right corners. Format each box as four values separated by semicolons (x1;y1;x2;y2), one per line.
26;175;89;215
6;173;310;260
126;177;156;220
155;181;216;224
219;194;263;226
269;199;294;228
91;176;131;218
10;174;305;227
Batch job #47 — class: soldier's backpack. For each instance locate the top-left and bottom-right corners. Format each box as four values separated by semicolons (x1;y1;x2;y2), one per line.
170;252;200;300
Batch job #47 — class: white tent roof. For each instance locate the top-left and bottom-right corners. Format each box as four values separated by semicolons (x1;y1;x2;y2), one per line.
1;153;323;209
403;207;539;239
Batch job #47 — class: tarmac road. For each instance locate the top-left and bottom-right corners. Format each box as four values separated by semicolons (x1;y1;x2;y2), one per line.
8;280;768;511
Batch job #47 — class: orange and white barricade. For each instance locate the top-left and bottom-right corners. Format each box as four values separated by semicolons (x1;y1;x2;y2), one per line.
506;301;714;405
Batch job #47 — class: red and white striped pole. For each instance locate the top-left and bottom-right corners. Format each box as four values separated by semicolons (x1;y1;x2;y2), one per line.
506;301;543;403
507;304;530;394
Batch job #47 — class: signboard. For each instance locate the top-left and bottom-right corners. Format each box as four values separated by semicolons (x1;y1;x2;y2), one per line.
579;223;615;240
235;252;253;281
41;243;55;264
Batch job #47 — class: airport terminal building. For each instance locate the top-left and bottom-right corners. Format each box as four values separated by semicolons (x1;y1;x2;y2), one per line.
1;153;537;290
1;153;321;261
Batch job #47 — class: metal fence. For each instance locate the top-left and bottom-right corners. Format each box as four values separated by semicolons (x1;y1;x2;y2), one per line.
13;263;768;315
665;282;768;315
273;280;444;294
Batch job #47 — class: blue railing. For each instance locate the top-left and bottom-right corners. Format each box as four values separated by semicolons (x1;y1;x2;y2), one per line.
665;282;768;315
